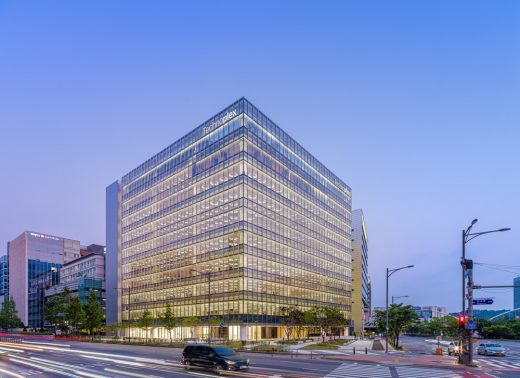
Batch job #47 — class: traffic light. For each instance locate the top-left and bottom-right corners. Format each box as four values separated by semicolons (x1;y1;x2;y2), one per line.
458;314;467;327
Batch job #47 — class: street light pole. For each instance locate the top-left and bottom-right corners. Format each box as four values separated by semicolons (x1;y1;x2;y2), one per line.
460;219;510;366
386;265;414;354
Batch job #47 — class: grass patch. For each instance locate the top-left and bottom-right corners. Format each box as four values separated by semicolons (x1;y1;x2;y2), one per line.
278;340;299;345
301;340;348;350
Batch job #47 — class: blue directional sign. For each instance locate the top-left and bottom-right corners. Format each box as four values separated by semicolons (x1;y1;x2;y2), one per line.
467;319;477;330
219;322;225;327
472;298;493;305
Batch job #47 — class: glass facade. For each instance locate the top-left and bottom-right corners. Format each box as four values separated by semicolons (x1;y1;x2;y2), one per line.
28;262;61;328
112;98;352;339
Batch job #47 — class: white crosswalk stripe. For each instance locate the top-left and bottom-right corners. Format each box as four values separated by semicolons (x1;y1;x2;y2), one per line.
325;363;392;377
475;358;520;369
396;366;459;377
325;363;459;378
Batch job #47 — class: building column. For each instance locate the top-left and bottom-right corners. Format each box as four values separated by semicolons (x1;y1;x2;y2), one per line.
240;325;247;341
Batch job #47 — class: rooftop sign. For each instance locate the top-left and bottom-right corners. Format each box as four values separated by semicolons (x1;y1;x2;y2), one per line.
203;109;238;135
29;232;60;241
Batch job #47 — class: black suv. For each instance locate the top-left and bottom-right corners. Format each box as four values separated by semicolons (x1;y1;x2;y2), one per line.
181;344;250;374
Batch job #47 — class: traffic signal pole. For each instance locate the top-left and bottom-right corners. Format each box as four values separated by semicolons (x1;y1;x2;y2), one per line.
467;263;474;366
460;230;466;365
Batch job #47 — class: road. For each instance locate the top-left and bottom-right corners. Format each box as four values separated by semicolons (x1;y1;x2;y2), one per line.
0;338;513;377
401;336;520;376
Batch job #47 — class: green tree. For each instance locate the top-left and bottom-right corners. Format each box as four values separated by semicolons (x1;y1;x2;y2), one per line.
0;298;22;331
159;304;177;344
84;291;104;340
65;296;85;336
375;304;418;349
43;293;66;334
306;306;346;342
279;306;298;340
324;307;347;340
182;316;200;339
137;309;154;343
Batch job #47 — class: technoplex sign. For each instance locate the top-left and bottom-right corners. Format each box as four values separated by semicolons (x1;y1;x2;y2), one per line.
203;109;238;135
29;232;60;241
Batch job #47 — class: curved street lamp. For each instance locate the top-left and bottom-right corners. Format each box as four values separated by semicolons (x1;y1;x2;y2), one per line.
391;295;408;305
386;265;414;354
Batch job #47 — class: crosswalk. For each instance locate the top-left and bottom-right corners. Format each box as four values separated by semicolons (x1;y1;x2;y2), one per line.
325;363;459;378
325;363;392;377
475;358;520;369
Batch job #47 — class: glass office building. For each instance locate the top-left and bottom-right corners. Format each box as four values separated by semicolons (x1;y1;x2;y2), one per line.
28;264;61;329
107;98;352;340
351;209;369;337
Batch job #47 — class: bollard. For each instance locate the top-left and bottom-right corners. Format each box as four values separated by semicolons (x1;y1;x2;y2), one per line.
365;347;368;355
310;351;313;360
353;347;356;355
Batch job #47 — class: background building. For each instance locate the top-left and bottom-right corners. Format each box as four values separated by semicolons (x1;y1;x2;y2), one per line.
8;231;81;326
28;266;60;329
0;255;8;306
351;209;369;337
45;247;105;306
107;98;352;341
413;305;448;322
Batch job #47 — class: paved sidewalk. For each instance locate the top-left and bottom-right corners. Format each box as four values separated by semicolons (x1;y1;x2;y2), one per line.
322;353;495;372
338;339;371;351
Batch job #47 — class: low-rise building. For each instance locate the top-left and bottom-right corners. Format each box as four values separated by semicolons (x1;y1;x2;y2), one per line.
45;248;105;306
413;306;447;322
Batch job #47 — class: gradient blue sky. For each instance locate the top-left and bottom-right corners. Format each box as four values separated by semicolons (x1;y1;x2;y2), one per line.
1;1;519;312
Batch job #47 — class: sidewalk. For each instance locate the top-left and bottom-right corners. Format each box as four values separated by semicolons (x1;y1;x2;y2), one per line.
338;339;371;352
322;353;481;371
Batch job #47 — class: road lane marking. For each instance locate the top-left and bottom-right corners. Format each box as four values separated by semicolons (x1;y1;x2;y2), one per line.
0;367;25;378
104;367;164;377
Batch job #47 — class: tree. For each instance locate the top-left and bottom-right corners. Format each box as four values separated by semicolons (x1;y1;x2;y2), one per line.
84;290;104;340
304;306;346;342
65;296;85;336
43;294;65;334
374;304;418;349
182;316;200;339
137;309;154;343
0;298;22;331
279;306;297;340
160;304;177;344
324;307;347;340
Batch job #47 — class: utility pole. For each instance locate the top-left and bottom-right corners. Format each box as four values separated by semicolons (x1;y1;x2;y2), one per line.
459;219;510;366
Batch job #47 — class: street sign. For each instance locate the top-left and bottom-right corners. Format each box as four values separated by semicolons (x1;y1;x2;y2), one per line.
467;320;477;330
219;322;225;327
472;298;493;305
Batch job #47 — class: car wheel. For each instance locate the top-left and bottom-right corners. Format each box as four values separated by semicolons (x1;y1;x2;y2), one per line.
185;361;192;371
213;364;223;375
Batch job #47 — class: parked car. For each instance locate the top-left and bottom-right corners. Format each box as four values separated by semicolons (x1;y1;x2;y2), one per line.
448;341;460;356
477;343;506;356
181;344;250;374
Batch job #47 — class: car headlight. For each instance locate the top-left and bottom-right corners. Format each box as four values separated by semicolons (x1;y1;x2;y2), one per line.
226;360;236;365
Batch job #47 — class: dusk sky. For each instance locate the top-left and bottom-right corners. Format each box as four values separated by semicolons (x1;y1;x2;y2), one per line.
1;1;519;313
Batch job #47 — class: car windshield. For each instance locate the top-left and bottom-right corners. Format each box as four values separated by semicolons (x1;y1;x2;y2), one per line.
213;347;237;356
486;344;502;348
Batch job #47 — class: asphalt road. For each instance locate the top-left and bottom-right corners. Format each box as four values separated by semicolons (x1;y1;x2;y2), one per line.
401;336;520;377
0;338;517;377
0;339;346;378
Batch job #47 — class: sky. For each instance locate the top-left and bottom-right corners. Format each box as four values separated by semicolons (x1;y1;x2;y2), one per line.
0;1;519;313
